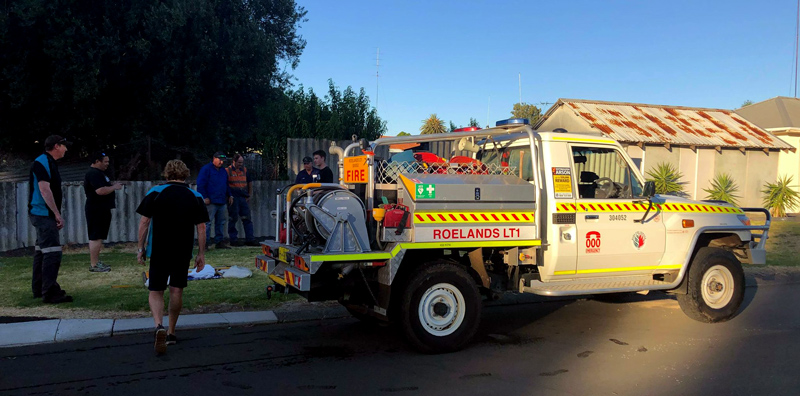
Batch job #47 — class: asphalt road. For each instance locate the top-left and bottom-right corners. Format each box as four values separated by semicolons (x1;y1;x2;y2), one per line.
1;283;798;396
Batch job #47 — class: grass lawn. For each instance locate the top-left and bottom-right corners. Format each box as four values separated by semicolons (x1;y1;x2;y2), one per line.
0;244;295;318
763;219;800;267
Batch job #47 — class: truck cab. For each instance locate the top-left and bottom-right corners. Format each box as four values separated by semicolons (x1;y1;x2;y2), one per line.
256;119;770;353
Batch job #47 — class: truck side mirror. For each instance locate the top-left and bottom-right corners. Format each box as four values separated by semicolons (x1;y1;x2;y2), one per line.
643;181;656;197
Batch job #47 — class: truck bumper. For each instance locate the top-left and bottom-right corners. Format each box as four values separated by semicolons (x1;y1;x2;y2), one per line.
255;254;311;292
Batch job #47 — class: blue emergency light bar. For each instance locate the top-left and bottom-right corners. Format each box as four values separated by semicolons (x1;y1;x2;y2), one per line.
495;118;530;127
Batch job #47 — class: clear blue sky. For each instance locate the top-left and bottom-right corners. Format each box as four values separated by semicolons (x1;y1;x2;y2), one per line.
289;0;798;136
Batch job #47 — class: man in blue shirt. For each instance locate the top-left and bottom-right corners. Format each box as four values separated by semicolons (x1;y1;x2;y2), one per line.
295;156;320;184
29;135;72;304
196;152;232;249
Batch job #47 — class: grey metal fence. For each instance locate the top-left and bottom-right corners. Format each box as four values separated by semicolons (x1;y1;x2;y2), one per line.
0;180;291;252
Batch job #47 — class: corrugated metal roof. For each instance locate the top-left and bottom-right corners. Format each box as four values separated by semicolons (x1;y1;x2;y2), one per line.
540;99;794;150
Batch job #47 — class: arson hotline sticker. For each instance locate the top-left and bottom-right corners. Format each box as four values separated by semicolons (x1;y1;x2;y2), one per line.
632;231;646;250
552;167;573;199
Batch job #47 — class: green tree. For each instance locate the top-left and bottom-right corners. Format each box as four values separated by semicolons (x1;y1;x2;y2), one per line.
449;121;458;132
741;100;754;107
397;131;411;136
421;114;447;135
0;0;307;177
511;103;542;124
469;118;481;128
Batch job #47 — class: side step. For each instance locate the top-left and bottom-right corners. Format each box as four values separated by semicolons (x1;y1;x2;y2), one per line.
520;275;675;297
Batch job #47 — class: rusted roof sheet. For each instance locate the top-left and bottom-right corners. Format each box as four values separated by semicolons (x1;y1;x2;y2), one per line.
543;99;793;150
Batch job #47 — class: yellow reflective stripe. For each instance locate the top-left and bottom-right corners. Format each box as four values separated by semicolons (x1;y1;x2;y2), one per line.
555;202;744;214
414;211;536;223
554;264;683;276
403;240;541;249
309;252;393;262
399;174;417;200
309;240;542;263
269;274;287;286
552;136;615;144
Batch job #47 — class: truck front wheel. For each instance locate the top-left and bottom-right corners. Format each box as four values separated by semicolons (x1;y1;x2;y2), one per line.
400;262;481;353
677;247;745;323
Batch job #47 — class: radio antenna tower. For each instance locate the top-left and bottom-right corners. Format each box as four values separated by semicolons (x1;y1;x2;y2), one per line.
519;73;522;104
376;48;380;111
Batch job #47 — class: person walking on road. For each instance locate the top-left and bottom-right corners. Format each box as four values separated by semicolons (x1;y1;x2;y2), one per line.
295;156;320;184
29;135;73;304
84;151;122;272
313;150;334;183
197;152;231;249
136;160;209;355
226;154;258;246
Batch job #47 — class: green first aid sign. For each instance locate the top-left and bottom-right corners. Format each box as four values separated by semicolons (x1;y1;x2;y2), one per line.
416;184;436;199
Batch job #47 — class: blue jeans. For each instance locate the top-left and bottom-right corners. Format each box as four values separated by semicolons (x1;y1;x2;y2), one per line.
206;203;227;245
228;197;254;242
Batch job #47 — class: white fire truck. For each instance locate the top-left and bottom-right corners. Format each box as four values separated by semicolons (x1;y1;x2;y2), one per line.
256;119;770;353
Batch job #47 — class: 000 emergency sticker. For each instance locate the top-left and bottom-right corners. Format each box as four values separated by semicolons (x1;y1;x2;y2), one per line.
552;167;573;199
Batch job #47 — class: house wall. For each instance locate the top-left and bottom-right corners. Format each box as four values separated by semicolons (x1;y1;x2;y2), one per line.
743;150;779;208
777;134;800;212
537;109;593;133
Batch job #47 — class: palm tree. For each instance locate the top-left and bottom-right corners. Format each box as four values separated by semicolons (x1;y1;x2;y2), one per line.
704;173;741;206
420;114;447;135
762;175;800;217
645;162;684;195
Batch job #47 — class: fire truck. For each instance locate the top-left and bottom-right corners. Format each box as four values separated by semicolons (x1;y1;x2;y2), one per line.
256;119;770;353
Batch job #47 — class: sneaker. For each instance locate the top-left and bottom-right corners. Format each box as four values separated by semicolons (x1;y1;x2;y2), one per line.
43;294;73;304
89;264;111;273
215;242;231;249
154;325;167;355
166;334;178;345
245;240;260;247
97;262;111;270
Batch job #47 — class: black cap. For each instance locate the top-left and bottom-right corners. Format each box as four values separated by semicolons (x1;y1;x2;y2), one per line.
302;156;312;163
44;135;72;150
213;151;227;159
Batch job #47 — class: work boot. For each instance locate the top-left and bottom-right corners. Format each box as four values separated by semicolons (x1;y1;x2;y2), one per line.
230;240;244;247
215;241;231;250
43;294;73;304
245;240;260;247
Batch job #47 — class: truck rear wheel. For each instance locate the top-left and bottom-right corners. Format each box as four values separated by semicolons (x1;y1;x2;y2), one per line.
677;247;745;323
400;262;481;353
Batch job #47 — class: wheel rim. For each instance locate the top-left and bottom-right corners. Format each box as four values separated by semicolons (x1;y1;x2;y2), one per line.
701;265;735;309
418;282;466;337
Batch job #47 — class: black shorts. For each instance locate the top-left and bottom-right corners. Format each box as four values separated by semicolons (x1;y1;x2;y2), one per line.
148;256;191;291
85;208;112;240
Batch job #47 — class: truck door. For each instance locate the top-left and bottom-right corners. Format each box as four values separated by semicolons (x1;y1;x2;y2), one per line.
570;146;666;277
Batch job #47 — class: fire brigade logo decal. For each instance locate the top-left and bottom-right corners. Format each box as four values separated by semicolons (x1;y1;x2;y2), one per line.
632;231;646;250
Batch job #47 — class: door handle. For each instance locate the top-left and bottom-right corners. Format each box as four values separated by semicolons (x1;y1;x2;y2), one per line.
585;215;599;222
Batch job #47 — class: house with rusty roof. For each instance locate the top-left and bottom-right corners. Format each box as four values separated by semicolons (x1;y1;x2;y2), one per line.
735;97;800;201
535;98;795;207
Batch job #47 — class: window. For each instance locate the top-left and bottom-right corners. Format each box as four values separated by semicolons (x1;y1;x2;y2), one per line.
478;145;534;181
572;146;642;199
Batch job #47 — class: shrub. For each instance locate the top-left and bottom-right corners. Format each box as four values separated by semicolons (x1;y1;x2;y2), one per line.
704;173;741;206
762;175;800;217
645;162;684;195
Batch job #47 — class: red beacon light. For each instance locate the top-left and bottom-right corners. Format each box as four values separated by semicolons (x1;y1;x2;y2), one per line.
453;126;481;132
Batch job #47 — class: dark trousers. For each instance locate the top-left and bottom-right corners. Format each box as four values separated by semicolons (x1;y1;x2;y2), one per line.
30;215;63;298
228;196;254;242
